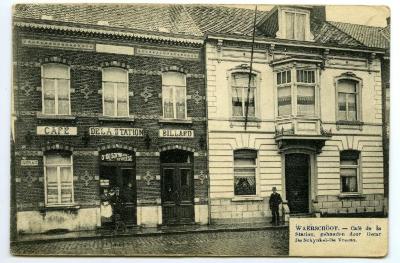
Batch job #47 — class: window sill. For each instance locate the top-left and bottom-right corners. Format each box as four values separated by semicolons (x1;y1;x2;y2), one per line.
338;193;365;199
230;117;261;123
158;118;192;124
336;120;363;125
40;204;80;212
336;120;363;130
36;113;76;120
98;116;135;123
231;196;263;202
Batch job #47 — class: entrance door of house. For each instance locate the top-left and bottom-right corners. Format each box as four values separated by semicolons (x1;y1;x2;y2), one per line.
100;164;137;226
161;150;194;225
285;153;310;214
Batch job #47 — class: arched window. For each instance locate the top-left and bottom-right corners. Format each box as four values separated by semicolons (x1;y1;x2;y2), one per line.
234;149;257;196
102;67;129;117
337;79;360;121
162;71;187;119
340;150;360;193
44;151;74;205
41;63;70;115
231;72;256;118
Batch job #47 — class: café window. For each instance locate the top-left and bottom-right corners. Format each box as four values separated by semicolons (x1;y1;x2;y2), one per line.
340;150;360;193
41;63;70;115
234;149;257;196
44;152;74;206
162;71;187;119
102;67;129;117
337;79;359;121
284;11;307;41
276;69;316;116
231;72;256;118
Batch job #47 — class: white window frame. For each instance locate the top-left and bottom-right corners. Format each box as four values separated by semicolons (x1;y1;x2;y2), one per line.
230;72;258;118
44;154;75;206
277;7;313;41
102;67;130;117
336;78;361;122
340;151;361;194
275;67;319;118
41;63;71;115
162;71;187;120
233;149;259;197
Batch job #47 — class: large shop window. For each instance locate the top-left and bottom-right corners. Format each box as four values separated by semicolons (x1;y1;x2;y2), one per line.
340;150;360;193
277;69;316;116
102;67;129;117
44;152;74;206
231;72;256;118
285;11;306;41
234;149;257;196
41;63;70;115
337;79;359;121
162;71;187;119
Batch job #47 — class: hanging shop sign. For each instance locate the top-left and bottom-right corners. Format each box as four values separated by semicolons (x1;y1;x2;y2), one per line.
20;159;38;166
159;129;194;138
37;126;77;136
101;152;133;162
89;127;144;137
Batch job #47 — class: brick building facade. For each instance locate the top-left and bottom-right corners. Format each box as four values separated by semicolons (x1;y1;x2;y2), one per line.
13;5;208;234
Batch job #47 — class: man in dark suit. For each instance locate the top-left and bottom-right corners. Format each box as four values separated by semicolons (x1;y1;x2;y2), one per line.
269;186;282;225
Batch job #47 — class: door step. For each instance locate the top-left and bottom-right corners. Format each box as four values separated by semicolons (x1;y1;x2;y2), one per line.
289;213;315;218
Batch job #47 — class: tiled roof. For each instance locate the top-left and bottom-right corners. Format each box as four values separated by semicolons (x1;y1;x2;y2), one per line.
328;21;390;49
14;4;389;50
13;4;203;36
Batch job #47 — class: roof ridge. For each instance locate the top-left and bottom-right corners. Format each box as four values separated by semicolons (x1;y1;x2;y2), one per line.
328;20;386;29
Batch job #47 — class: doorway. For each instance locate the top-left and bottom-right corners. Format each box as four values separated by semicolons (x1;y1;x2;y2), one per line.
99;151;136;227
161;149;194;225
285;153;310;214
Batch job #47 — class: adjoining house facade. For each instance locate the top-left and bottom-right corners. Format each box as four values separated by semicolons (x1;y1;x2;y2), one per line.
203;5;388;223
12;4;389;236
13;4;208;234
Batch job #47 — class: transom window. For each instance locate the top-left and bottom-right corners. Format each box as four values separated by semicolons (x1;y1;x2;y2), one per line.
234;149;257;196
44;152;74;206
340;150;360;193
162;71;187;119
231;72;256;118
337;79;359;121
285;11;306;41
277;69;316;116
41;63;70;115
102;67;129;117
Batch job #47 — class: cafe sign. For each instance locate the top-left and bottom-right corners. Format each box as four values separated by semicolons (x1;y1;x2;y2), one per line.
101;152;133;162
37;126;77;136
89;127;144;137
21;159;38;166
159;129;194;138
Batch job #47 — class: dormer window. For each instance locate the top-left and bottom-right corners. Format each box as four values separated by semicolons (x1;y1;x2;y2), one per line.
285;11;306;41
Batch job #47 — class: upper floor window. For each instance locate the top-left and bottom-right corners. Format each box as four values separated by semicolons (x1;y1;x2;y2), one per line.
42;63;70;115
44;152;74;206
337;79;359;121
231;72;256;118
102;67;129;117
285;11;307;41
340;150;360;193
277;69;316;117
234;149;257;196
162;71;187;119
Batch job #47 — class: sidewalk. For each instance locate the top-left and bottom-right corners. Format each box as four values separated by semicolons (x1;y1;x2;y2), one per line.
14;221;288;244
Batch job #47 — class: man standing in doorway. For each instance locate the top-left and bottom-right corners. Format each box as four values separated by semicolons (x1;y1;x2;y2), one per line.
269;186;282;225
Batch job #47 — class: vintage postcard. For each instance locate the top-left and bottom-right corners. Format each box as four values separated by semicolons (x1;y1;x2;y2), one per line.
9;2;390;257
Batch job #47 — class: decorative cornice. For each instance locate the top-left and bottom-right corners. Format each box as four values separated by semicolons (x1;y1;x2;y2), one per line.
14;21;203;46
42;143;74;152
22;38;95;52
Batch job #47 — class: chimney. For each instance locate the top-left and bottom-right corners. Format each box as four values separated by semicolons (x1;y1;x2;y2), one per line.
311;6;326;21
386;16;390;26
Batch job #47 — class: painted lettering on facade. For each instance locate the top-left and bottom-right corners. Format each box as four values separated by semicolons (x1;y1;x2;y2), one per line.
101;152;133;162
159;129;194;138
89;127;144;137
37;126;77;136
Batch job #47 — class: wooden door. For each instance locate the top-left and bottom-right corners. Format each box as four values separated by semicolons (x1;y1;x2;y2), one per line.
285;153;310;214
161;165;194;225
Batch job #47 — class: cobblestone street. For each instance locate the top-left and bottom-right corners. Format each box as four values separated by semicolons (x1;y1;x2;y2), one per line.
11;228;288;256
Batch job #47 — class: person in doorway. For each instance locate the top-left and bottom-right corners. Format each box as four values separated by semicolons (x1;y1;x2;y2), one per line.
269;186;282;225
